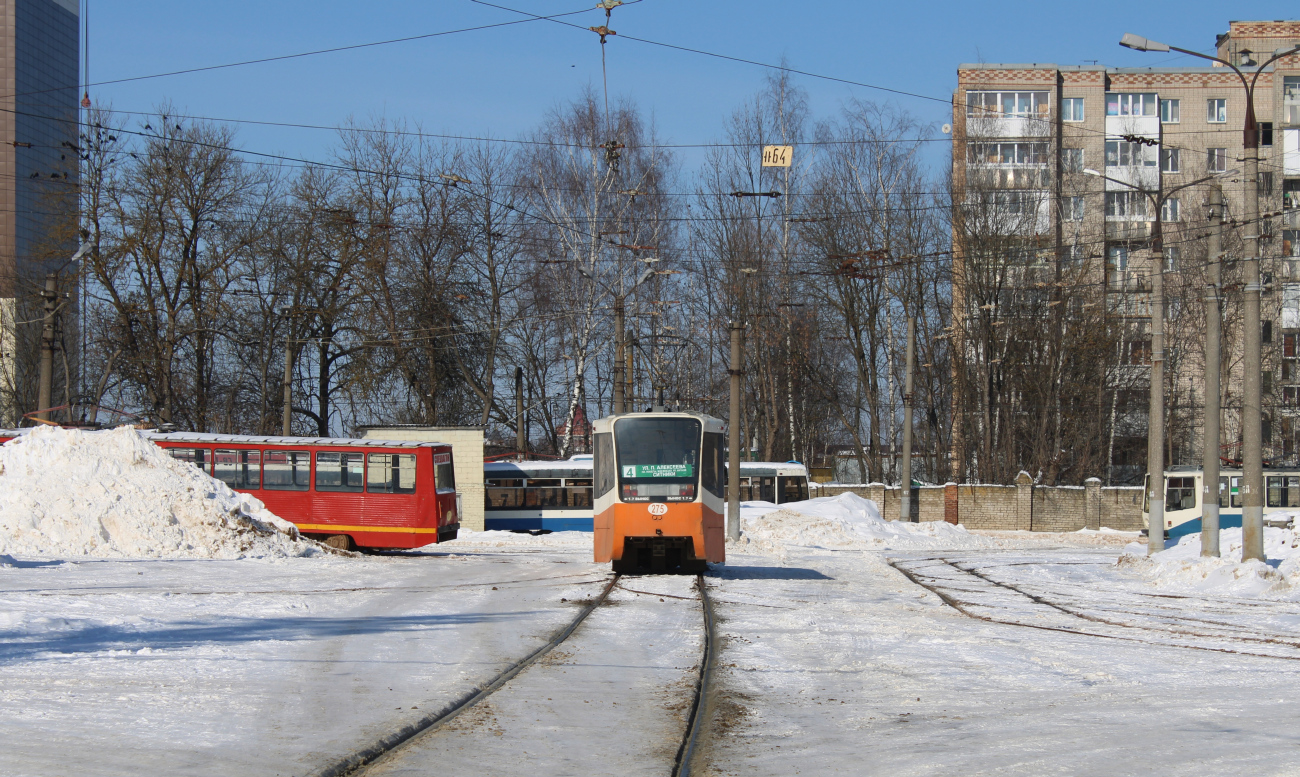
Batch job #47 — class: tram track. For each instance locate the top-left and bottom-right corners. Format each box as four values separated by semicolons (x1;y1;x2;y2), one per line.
307;573;718;777
890;556;1300;661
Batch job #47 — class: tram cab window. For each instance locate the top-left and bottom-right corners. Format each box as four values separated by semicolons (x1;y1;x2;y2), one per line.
594;433;615;498
486;479;525;509
263;450;310;491
701;433;725;499
367;453;416;494
525;478;563;507
168;447;211;474
434;453;456;492
1230;476;1242;508
565;478;594;508
1165;477;1196;511
214;449;260;490
1267;475;1300;507
778;475;809;505
316;452;364;492
614;417;701;502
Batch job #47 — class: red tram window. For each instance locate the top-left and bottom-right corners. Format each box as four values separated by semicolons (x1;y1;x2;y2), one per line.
215;449;261;490
168;447;211;474
263;450;310;491
434;453;456;491
366;453;416;494
316;451;364;492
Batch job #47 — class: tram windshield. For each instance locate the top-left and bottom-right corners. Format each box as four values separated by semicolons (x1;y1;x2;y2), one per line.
615;417;701;502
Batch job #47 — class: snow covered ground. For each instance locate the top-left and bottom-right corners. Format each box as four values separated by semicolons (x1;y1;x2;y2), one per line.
7;489;1300;775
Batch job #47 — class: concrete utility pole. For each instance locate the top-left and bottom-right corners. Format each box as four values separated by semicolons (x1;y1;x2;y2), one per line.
37;274;58;423
613;298;625;414
900;317;916;522
1118;31;1300;561
515;366;526;456
728;320;744;542
1202;185;1224;557
281;332;293;436
1147;224;1167;556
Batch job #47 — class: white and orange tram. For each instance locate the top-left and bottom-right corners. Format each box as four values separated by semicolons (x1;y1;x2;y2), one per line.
592;410;726;573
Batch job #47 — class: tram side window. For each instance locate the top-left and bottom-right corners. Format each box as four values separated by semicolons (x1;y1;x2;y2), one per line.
1231;476;1242;508
1219;476;1230;508
168;447;211;474
594;433;615;498
486;479;525;510
565;478;593;508
214;449;261;490
1267;476;1300;507
701;433;725;499
526;479;563;507
316;452;364;492
264;451;310;491
779;475;809;505
1165;477;1196;511
434;453;456;492
367;453;416;494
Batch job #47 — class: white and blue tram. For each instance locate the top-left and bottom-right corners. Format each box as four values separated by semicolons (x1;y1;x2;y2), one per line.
483;457;810;532
1142;466;1300;537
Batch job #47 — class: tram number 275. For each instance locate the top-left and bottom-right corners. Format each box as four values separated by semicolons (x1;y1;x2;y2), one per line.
648;503;668;518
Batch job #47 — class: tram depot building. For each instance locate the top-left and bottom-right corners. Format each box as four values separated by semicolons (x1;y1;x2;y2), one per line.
950;20;1300;478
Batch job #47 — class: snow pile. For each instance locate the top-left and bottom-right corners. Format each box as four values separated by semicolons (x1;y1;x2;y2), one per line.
1117;527;1300;598
739;493;991;552
0;426;326;559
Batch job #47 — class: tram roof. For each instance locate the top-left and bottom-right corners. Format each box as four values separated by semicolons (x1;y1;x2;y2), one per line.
0;428;451;449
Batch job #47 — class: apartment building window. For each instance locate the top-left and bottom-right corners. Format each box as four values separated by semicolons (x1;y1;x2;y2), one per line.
1207;148;1228;172
1286;286;1300;329
1284;77;1300;124
1161;198;1180;222
1062;97;1085;122
1105;140;1155;168
1062;148;1084;172
1164;246;1180;271
1160;99;1180;123
989;190;1041;215
1107;245;1133;287
1106;93;1157;117
1105;191;1149;219
1160;147;1180;173
1063;196;1085;221
1287;180;1300;212
1284;230;1299;258
1207;98;1228;123
966;91;1051;118
1063;244;1086;269
1260;122;1274;146
967;142;1049;165
1261;172;1275;197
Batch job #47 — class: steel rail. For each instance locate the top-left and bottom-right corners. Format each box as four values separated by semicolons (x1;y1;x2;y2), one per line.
673;573;717;777
308;573;621;777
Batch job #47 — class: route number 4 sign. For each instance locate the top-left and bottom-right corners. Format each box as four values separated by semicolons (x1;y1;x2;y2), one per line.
762;145;792;167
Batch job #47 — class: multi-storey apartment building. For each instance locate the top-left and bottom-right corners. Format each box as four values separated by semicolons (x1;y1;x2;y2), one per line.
950;20;1300;485
0;0;80;423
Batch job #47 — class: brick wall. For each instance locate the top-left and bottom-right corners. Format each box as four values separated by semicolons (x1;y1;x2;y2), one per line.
809;480;1144;531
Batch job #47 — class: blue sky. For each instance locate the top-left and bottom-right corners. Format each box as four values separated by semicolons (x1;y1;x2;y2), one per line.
87;1;1298;175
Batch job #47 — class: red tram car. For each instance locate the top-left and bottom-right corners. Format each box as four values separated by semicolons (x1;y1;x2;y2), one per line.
0;428;460;550
151;433;460;550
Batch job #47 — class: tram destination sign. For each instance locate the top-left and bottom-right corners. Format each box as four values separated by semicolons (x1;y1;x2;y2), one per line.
623;464;694;478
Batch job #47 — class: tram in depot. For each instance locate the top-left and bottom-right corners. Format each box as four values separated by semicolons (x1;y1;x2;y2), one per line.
149;432;461;550
482;456;810;533
1142;466;1300;537
591;411;727;573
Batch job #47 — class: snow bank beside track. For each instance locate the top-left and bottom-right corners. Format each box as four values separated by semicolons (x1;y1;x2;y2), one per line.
739;493;991;553
1118;527;1300;598
0;426;327;560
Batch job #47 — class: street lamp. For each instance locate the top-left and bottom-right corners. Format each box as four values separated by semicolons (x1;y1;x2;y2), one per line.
1084;167;1236;554
1121;32;1300;562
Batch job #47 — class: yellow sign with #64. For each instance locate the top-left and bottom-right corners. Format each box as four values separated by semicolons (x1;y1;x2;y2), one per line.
762;145;792;167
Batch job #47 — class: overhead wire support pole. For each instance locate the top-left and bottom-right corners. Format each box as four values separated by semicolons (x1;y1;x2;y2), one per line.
900;317;916;523
728;320;744;542
1203;185;1224;558
37;274;58;424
